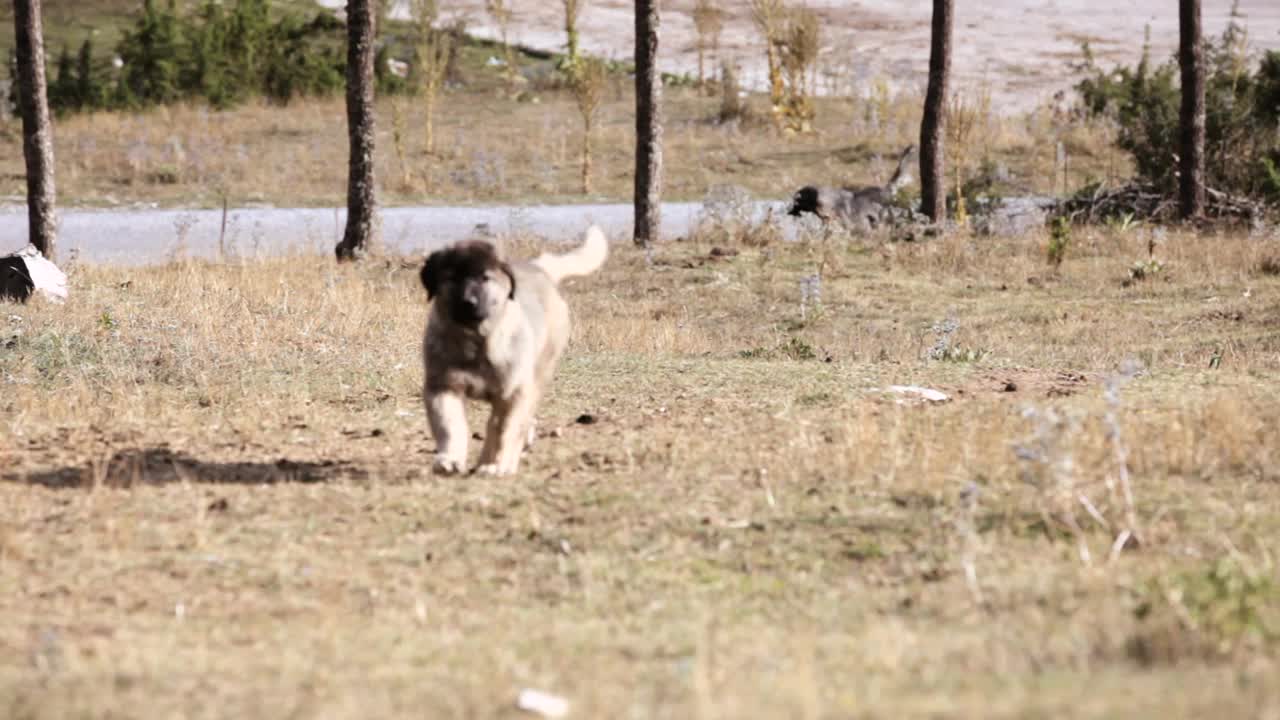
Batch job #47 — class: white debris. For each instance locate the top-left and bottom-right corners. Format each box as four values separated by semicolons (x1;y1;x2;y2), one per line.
516;689;569;718
387;58;409;78
881;385;949;403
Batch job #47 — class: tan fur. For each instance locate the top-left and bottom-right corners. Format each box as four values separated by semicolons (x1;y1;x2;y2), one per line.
420;226;608;476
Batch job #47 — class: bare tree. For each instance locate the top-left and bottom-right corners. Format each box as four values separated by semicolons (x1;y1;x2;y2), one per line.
634;0;662;247
691;0;723;91
571;58;606;194
336;0;380;261
562;0;585;72
778;6;820;133
749;0;785;123
13;0;57;258
1178;0;1205;219
486;0;518;87
919;0;953;224
413;0;452;158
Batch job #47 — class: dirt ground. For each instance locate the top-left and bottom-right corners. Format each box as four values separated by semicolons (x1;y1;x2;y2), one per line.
3;226;1279;717
337;0;1280;112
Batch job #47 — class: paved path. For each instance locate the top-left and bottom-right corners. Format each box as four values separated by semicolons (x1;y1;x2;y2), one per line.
0;203;708;265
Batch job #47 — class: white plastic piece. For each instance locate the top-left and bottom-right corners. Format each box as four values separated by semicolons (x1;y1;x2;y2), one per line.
516;689;569;718
883;385;949;403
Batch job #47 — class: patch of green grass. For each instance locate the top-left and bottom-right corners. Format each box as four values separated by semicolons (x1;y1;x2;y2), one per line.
1132;558;1280;662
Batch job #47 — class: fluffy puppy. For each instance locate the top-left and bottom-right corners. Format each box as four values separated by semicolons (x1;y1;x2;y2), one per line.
419;226;608;476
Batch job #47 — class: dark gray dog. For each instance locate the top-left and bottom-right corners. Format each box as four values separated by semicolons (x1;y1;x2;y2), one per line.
788;145;917;231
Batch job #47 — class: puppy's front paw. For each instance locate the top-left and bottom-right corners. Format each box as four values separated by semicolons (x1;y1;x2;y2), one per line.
432;455;465;475
473;462;519;477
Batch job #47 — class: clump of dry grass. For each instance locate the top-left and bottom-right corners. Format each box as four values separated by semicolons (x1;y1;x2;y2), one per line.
2;229;1278;717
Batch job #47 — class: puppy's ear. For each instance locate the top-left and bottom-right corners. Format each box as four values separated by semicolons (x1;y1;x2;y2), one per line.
421;253;443;300
501;262;517;300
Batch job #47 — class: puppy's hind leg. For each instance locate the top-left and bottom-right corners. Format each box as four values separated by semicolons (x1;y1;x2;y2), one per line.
427;390;469;475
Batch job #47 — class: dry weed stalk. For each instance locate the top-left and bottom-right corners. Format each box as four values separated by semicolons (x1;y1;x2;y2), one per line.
692;0;724;92
1103;359;1143;558
571;58;607;194
485;0;519;87
718;61;745;124
1015;407;1095;565
412;0;452;165
1014;360;1146;567
749;0;786;123
390;97;413;190
946;85;991;228
958;482;984;606
778;7;821;133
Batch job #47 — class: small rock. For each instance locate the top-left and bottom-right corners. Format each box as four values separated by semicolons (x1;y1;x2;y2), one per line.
575;413;597;425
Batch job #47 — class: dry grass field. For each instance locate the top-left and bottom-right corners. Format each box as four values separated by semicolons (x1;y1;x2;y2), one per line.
0;73;1120;210
3;222;1279;718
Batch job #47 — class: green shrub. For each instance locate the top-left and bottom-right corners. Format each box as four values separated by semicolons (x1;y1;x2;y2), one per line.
1075;17;1280;203
33;0;346;115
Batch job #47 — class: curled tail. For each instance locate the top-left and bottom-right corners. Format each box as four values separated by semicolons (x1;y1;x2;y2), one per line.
532;225;609;284
886;144;917;196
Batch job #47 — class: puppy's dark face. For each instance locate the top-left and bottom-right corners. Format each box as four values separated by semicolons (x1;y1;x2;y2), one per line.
420;241;516;328
0;257;34;303
788;186;821;217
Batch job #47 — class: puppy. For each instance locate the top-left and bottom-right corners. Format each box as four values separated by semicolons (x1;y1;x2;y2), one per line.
419;226;608;476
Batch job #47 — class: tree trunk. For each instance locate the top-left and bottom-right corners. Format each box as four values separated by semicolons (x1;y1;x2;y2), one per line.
919;0;952;224
336;0;380;262
634;0;662;248
13;0;57;259
1178;0;1205;220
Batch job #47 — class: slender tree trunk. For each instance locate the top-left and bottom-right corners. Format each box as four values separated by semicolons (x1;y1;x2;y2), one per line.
634;0;662;248
696;43;705;89
336;0;380;261
766;42;782;107
581;116;593;194
919;0;952;224
1178;0;1205;220
424;89;436;155
13;0;57;259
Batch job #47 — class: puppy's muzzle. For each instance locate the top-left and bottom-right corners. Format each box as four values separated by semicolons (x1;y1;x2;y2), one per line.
453;288;487;326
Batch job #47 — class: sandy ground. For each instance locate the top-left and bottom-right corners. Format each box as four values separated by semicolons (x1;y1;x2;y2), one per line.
320;0;1280;113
